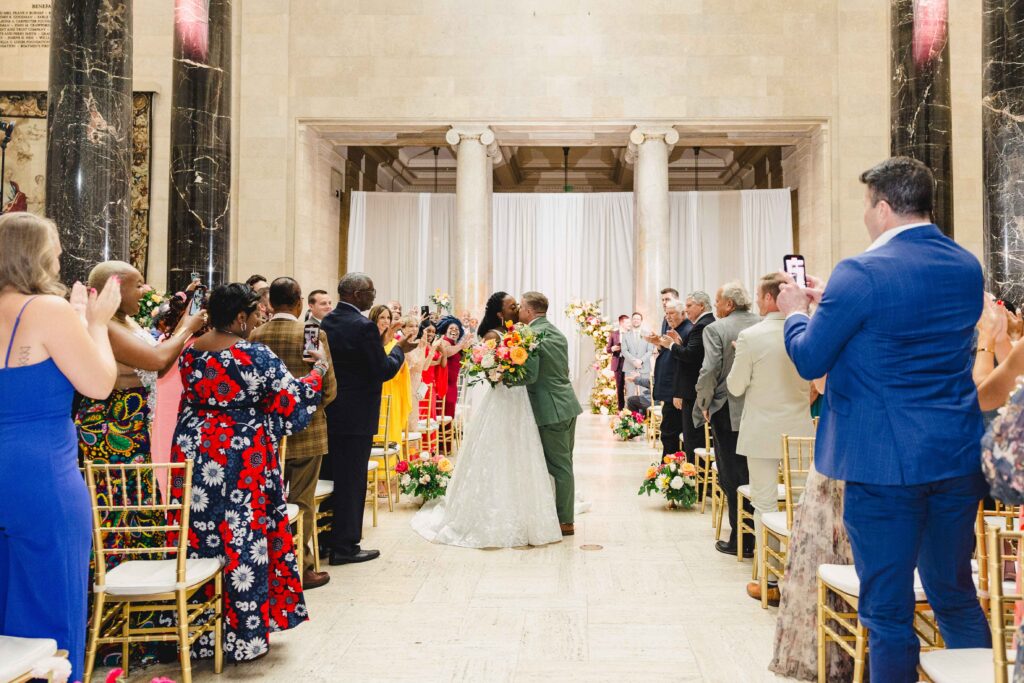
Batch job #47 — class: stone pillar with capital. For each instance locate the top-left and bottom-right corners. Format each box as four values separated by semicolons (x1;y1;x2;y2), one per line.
626;126;678;318
446;126;499;316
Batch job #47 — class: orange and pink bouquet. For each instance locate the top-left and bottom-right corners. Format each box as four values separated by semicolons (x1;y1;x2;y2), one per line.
638;452;698;509
464;321;544;388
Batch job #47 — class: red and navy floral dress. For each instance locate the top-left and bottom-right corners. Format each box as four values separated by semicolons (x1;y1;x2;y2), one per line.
169;341;322;662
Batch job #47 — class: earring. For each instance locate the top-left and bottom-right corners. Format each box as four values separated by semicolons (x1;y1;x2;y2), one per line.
241;322;247;332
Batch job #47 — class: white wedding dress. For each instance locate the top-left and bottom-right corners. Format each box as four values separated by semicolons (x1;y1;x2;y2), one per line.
411;383;563;548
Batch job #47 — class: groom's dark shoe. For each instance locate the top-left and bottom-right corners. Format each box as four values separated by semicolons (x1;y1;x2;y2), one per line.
328;548;381;565
560;523;575;536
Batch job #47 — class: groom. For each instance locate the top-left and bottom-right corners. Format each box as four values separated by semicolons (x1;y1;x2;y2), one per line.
519;291;583;536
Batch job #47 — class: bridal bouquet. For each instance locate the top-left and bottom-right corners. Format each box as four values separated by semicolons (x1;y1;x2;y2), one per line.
638;452;698;509
133;284;167;329
464;321;543;388
397;453;453;502
611;410;645;440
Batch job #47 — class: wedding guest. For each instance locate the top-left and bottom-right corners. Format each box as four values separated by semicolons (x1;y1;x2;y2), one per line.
651;300;689;457
169;283;327;662
660;292;714;465
438;316;472;420
370;304;412;443
727;273;815;599
77;260;206;666
779;156;989;682
250;277;336;589
625;372;652;414
306;289;332;324
387;300;403;319
0;212;120;683
622;311;654;397
400;315;431;432
246;273;270;325
320;273;417;565
658;287;680;334
607;315;627;410
694;282;759;557
417;319;446;423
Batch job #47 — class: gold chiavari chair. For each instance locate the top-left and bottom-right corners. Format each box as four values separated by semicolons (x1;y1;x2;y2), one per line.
434;393;457;456
0;637;69;683
278;438;305;579
759;435;813;608
693;421;715;515
370;395;400;511
920;526;1020;683
416;385;441;454
975;501;1021;616
737;461;787;571
83;460;223;683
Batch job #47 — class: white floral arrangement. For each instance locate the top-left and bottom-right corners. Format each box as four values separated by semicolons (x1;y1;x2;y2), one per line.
565;299;617;414
429;288;452;312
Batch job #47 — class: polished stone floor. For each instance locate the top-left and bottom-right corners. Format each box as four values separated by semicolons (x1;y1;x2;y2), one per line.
135;414;793;682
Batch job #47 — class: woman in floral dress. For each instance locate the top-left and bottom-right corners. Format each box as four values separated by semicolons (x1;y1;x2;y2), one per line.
169;283;328;663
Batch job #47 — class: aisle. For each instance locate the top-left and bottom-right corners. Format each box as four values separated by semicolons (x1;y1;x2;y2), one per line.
146;414;793;682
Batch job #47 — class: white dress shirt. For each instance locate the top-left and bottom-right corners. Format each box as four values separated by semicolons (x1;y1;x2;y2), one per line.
270;312;299;322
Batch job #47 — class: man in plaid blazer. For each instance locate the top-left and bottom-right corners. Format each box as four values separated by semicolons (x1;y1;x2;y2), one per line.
251;277;337;589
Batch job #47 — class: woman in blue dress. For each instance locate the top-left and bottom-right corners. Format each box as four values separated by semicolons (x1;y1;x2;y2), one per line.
0;212;122;682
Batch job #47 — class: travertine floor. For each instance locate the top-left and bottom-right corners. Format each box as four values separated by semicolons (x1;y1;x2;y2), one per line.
137;414;796;682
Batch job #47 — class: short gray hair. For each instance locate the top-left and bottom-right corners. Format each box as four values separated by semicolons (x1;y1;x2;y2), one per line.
338;272;372;298
686;291;712;312
665;298;685;314
719;281;752;311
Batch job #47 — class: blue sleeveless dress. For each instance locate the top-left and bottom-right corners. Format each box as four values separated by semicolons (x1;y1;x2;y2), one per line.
0;297;92;681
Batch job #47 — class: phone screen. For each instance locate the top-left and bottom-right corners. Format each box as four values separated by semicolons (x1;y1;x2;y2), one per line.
302;324;320;360
784;255;808;288
188;287;206;316
420;305;430;319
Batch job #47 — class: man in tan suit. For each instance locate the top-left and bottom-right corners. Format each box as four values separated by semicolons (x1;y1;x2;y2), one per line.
251;277;337;588
727;272;814;605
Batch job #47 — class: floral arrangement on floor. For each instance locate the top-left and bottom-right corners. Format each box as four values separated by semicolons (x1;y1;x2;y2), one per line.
397;453;453;501
611;409;645;440
103;669;176;683
565;299;616;414
464;321;543;387
133;284;167;329
638;452;698;509
429;288;452;312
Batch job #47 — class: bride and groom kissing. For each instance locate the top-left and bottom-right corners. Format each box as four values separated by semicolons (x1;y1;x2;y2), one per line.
412;290;584;548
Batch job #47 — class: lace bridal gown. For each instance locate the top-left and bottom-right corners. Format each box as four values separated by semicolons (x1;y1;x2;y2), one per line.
411;383;563;548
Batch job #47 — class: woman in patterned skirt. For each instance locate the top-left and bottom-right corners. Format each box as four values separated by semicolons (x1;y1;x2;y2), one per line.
169;283;327;663
76;260;206;667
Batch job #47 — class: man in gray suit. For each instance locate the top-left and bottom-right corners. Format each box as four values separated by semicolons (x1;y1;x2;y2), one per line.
621;311;654;398
696;281;761;557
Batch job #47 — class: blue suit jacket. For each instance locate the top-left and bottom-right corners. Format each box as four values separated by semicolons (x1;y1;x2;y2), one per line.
784;225;984;486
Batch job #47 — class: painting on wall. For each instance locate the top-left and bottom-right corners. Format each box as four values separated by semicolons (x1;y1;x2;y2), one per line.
0;91;154;277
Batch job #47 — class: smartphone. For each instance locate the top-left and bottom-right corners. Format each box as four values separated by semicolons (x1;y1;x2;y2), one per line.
190;271;200;282
420;305;430;319
302;319;320;361
188;286;207;316
784;254;808;288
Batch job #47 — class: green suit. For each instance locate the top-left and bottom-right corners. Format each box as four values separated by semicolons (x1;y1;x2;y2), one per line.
524;316;583;524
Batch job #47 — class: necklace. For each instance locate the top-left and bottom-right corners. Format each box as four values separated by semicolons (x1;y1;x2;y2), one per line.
215;328;238;337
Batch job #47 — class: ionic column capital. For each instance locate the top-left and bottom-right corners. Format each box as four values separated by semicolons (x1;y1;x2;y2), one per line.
625;125;680;165
445;125;501;161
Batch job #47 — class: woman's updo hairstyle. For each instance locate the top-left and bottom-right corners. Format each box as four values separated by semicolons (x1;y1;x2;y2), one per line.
207;283;261;329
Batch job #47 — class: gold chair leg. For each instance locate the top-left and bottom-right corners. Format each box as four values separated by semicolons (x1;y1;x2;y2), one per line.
121;602;129;676
382;453;394;512
295;513;304;582
853;625;867;683
714;493;725;540
214;572;224;674
311;502;321;573
759;528;769;609
176;589;193;683
371;468;379;527
83;591;105;683
817;578;827;683
736;503;745;563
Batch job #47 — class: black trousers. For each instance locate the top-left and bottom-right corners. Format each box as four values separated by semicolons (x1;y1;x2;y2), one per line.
709;404;751;549
660;400;683;457
679;398;704;465
614;370;625;411
321;433;374;556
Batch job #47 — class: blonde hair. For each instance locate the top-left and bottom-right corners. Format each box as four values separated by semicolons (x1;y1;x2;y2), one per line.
521;291;549;314
87;260;136;291
0;212;66;296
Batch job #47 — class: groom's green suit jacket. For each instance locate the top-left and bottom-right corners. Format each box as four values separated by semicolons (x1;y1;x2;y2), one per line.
523;316;584;426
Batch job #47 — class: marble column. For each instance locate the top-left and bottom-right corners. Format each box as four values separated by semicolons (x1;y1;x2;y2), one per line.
446;126;499;316
166;0;232;292
983;1;1024;302
45;0;133;286
891;0;953;235
626;126;678;317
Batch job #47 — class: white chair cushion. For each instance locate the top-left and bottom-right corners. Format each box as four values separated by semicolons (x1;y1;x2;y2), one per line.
436;415;454;424
711;461;717;472
761;511;791;537
818;564;928;601
737;483;786;500
101;557;223;597
970;572;1016;598
919;648;1010;683
286;503;300;522
315;479;334;497
649;405;662;416
404;432;423;441
0;635;58;682
370;445;400;457
367;460;380;472
984;515;1017;531
416;420;439;432
694;447;714;459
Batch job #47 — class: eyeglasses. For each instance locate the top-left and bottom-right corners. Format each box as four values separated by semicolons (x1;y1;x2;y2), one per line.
356;288;376;295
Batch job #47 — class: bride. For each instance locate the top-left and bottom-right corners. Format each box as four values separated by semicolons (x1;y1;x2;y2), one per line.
411;291;563;548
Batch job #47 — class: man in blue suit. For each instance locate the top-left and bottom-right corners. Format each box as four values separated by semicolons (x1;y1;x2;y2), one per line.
777;157;989;682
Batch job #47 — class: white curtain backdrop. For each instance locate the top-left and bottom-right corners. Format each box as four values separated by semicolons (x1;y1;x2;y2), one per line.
347;192;454;309
492;192;634;388
668;189;792;303
347;189;792;384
